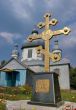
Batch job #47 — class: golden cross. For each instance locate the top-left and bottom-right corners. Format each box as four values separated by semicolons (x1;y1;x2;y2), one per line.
27;13;70;72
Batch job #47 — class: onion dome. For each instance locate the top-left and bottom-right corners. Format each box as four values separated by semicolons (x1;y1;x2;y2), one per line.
31;29;38;34
21;39;44;49
11;44;19;59
52;40;62;52
52;40;62;61
54;40;59;49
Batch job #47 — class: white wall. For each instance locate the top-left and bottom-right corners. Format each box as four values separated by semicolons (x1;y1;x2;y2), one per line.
21;47;42;61
50;65;70;90
29;64;70;90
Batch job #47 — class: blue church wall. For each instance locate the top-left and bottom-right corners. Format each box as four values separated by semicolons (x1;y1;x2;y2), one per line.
0;58;34;87
0;57;35;87
6;70;20;86
0;71;7;86
0;69;27;87
15;69;26;86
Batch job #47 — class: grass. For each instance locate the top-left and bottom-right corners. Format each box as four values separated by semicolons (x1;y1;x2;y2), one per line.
0;87;76;110
0;103;6;110
0;86;32;110
61;90;76;102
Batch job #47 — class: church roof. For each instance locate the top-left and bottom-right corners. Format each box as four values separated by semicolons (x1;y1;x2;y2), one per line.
21;39;44;49
50;58;70;66
22;59;44;66
22;58;70;66
0;58;28;70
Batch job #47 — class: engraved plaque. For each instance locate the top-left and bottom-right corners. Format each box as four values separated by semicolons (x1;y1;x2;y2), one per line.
35;79;50;93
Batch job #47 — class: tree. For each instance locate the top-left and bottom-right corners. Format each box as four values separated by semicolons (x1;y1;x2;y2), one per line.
1;60;7;67
70;67;76;89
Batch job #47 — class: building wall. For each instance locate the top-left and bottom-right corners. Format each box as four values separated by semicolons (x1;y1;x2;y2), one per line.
21;47;42;62
0;71;7;86
0;69;27;87
50;65;70;90
28;64;70;90
16;69;26;86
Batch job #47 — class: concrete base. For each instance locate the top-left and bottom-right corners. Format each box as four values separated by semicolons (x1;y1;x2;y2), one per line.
28;100;64;107
6;100;76;110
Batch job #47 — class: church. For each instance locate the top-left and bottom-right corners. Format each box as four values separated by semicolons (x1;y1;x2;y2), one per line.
0;44;34;87
0;29;70;90
21;29;70;90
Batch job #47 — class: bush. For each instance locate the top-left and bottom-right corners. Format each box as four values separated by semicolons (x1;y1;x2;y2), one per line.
0;85;32;101
0;87;5;93
0;85;32;95
19;85;32;94
70;67;76;89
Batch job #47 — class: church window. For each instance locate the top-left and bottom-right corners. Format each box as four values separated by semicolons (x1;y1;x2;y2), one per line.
28;49;32;58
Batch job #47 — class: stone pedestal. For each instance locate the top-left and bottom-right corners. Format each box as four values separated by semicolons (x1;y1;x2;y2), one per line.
28;72;63;107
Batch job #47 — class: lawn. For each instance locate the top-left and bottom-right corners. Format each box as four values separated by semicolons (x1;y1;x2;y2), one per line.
61;90;76;102
0;103;6;110
0;86;76;110
0;86;32;110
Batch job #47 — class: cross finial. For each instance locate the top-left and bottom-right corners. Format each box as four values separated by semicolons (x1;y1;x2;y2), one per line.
27;13;71;72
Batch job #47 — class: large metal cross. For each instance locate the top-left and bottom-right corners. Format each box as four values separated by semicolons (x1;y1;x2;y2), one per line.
27;13;70;72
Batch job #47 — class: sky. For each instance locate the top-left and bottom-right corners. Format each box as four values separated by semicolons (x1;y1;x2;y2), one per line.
0;0;76;67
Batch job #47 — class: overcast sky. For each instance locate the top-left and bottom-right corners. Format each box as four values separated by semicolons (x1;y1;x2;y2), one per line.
0;0;76;67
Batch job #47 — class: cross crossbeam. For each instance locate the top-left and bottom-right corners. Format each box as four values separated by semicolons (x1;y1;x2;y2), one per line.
27;13;70;72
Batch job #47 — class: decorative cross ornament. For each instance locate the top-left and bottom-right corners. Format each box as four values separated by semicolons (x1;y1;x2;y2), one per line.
27;13;70;72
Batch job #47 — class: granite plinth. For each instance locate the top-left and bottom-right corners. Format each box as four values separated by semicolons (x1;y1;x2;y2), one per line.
28;72;62;107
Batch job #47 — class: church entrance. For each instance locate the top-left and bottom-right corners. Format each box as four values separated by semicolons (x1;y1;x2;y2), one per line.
6;71;19;86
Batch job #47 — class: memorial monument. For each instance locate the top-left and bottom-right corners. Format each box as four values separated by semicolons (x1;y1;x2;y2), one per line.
27;13;70;107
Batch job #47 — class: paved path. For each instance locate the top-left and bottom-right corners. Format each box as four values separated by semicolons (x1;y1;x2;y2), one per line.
6;100;76;110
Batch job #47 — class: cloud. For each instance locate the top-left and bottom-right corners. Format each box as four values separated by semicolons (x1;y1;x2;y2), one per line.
0;0;36;34
44;0;76;24
0;0;76;66
44;0;62;8
0;32;22;44
62;36;76;48
7;0;35;20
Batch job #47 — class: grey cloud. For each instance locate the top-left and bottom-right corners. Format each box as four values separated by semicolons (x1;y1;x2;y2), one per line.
0;0;76;66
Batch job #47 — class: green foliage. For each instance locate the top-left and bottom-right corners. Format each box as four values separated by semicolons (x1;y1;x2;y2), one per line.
19;85;32;94
0;85;32;100
0;86;76;110
1;60;7;67
61;90;76;102
70;67;76;89
0;85;32;95
0;103;6;110
0;86;32;109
